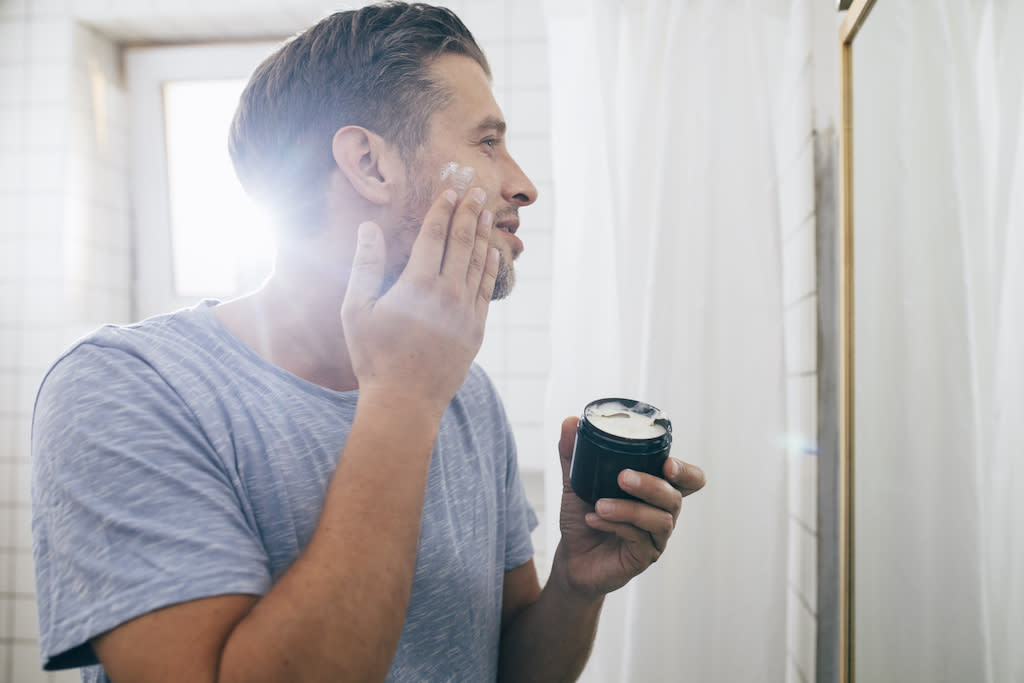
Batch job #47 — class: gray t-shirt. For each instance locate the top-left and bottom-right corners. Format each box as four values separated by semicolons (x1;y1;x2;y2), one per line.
31;301;537;682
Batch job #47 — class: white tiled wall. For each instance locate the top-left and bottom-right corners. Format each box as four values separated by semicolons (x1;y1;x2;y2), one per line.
777;1;823;682
1;1;133;679
0;0;554;679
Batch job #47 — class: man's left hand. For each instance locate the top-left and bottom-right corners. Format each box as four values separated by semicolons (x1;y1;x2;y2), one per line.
554;416;706;597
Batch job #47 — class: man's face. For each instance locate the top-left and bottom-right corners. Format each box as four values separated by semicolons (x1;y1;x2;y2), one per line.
392;53;538;300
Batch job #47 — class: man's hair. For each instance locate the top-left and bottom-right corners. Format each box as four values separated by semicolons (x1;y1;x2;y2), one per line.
228;2;490;234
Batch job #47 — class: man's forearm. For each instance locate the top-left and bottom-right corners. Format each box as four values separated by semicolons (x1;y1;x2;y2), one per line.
498;542;605;682
218;395;441;682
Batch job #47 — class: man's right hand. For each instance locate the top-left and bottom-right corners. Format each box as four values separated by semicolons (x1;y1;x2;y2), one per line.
340;186;499;419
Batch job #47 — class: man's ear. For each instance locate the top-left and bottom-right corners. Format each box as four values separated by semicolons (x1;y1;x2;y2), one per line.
331;126;401;205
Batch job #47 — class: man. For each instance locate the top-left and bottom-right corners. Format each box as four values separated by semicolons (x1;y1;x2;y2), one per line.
31;3;705;681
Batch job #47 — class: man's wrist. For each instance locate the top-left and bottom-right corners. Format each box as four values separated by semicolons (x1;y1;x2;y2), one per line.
356;385;450;429
547;542;607;611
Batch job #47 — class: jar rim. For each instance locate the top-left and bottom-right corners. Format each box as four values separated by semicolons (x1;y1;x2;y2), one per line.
579;397;673;449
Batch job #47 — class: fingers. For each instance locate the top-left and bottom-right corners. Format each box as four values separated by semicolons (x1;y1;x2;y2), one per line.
406;189;458;278
468;202;497;310
663;457;706;498
341;221;386;318
466;210;492;287
588;463;704;556
592;495;676;553
439;187;488;279
619;468;683;520
405;186;494;292
475;247;499;317
584;514;662;563
558;416;579;490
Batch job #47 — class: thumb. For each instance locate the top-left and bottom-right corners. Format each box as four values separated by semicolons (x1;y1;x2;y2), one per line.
558;416;579;490
343;221;387;314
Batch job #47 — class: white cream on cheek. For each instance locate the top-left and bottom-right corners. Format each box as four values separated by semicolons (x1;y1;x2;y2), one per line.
439;161;476;198
585;401;667;439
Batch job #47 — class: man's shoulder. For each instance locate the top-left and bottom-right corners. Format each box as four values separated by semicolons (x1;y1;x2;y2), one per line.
53;302;215;362
444;363;513;448
456;363;505;411
35;302;225;407
463;361;495;390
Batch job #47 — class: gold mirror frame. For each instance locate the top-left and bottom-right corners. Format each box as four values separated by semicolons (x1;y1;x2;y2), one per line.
838;1;878;682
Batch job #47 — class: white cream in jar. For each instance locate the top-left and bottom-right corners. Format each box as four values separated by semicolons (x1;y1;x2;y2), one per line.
585;400;667;439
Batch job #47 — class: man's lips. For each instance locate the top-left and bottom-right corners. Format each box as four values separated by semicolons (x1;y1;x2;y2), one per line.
495;219;519;234
493;219;523;255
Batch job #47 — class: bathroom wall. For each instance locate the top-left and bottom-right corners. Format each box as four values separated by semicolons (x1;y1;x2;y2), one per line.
0;1;552;680
778;12;820;681
1;4;130;680
1;6;141;680
779;2;842;682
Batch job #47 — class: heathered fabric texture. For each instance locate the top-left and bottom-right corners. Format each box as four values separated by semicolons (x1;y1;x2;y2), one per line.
31;301;537;682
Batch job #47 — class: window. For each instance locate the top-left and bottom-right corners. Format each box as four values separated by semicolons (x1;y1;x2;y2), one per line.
127;42;281;318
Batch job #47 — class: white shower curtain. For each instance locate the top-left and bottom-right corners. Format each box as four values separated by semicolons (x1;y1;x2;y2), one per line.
853;1;1024;681
541;1;804;680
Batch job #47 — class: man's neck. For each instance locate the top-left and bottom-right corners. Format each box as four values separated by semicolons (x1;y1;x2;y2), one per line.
213;264;359;393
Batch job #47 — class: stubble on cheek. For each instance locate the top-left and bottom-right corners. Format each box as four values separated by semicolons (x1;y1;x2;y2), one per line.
375;158;435;293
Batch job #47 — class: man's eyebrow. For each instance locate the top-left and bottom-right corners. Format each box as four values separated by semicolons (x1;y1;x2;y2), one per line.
474;116;507;135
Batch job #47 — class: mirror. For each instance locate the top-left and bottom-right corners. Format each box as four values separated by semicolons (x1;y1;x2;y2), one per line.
841;1;1024;681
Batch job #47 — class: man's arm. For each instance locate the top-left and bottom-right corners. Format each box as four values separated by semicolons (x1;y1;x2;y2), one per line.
498;547;603;682
92;401;443;682
92;188;499;682
498;417;706;682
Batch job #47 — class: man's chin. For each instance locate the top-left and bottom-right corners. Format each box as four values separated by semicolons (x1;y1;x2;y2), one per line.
491;262;514;300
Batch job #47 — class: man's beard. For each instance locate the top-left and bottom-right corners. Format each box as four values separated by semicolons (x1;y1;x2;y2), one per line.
490;257;515;300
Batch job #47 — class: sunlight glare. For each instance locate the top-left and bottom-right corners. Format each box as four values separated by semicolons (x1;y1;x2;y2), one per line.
163;79;275;297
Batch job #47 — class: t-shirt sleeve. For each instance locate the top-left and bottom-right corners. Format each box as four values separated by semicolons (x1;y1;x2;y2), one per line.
31;343;272;671
502;426;539;571
471;363;539;572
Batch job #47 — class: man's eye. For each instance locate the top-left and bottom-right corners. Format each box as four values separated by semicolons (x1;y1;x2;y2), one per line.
481;138;497;148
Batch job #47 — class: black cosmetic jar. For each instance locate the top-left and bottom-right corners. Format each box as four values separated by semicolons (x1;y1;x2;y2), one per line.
569;398;673;505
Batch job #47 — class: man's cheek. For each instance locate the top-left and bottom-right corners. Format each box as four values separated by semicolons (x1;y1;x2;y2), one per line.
439;161;476;199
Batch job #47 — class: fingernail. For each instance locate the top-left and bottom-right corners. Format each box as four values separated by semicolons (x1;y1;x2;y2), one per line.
444;189;458;205
621;469;640;488
596;499;615;515
471;187;486;204
480;209;493;226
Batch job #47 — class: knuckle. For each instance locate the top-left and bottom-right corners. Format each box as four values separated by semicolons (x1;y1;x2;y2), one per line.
669;493;683;519
451;230;475;250
425;218;448;241
467;253;484;273
654;512;674;536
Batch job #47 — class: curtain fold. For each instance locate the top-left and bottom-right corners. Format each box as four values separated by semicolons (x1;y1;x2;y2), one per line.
542;1;800;680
